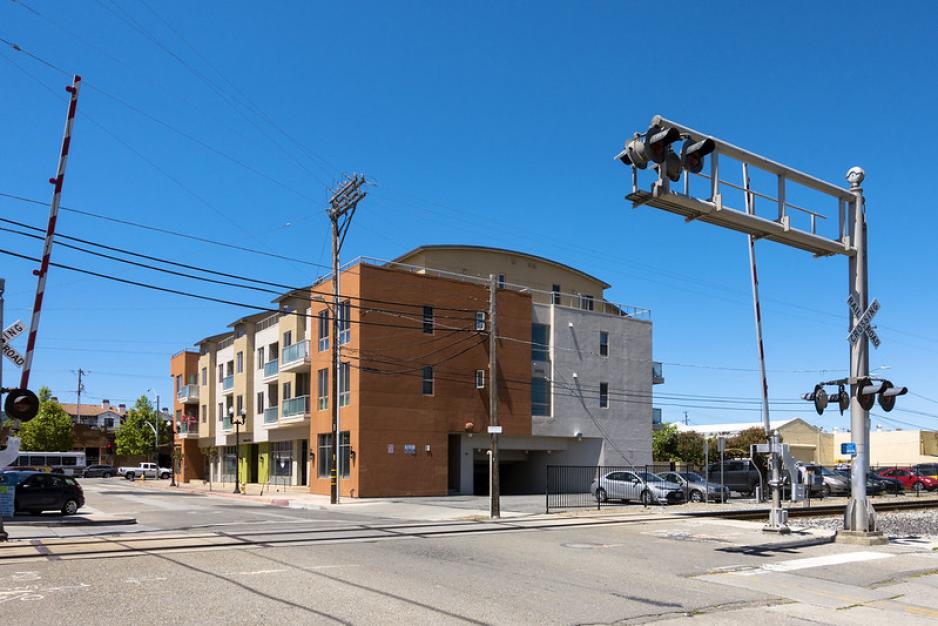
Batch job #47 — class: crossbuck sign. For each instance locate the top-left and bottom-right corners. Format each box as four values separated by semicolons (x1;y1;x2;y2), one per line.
847;295;880;349
0;319;26;367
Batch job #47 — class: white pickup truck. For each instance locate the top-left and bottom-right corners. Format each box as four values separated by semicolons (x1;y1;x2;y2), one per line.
118;462;171;480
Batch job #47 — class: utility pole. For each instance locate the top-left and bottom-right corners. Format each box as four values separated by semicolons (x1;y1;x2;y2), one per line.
683;411;688;426
488;274;500;518
75;368;85;427
21;75;82;390
327;174;367;505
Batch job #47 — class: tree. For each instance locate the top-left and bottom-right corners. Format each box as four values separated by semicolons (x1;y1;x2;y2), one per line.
652;424;678;462
674;430;706;465
727;427;774;458
115;395;169;458
19;388;74;452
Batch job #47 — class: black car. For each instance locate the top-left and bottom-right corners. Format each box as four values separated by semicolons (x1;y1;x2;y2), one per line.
835;468;902;495
706;460;762;496
1;471;85;515
82;464;116;478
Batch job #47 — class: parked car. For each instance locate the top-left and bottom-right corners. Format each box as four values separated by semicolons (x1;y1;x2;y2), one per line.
706;459;762;496
876;467;937;493
870;472;904;495
591;470;685;505
118;462;171;480
816;466;851;497
82;464;116;478
834;469;893;496
657;471;729;503
1;471;84;515
913;463;938;481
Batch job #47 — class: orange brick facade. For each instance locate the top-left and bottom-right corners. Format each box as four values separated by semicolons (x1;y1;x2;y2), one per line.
170;350;203;483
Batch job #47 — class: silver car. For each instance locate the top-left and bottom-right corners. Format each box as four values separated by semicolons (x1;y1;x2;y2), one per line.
590;470;686;505
658;471;730;503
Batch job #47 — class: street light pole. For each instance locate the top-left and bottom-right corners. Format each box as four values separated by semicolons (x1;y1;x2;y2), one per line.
231;409;245;494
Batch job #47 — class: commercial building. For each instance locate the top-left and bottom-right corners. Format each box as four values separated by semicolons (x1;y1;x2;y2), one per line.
676;418;835;465
833;428;938;467
170;246;660;496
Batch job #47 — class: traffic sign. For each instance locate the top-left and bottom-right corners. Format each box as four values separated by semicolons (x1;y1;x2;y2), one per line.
840;442;857;456
1;343;25;368
847;296;880;348
0;320;26;368
487;426;503;434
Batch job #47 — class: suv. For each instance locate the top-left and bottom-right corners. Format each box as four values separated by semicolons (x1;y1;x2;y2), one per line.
82;464;115;478
706;459;761;496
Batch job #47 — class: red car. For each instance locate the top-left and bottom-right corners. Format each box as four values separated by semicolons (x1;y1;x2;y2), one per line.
877;468;938;493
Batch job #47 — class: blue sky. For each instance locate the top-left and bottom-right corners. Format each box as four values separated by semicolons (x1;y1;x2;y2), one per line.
1;1;936;430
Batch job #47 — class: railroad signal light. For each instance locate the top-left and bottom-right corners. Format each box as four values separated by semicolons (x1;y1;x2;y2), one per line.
680;137;716;174
830;384;850;415
3;388;40;422
877;380;908;412
856;377;884;411
801;384;828;416
644;124;682;164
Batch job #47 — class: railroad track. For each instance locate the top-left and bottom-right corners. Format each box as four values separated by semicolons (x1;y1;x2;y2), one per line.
711;497;938;521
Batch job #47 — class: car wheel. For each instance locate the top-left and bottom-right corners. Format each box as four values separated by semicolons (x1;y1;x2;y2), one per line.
822;484;832;498
640;490;652;505
102;472;111;479
125;472;135;480
595;488;608;503
61;499;79;515
160;472;170;480
689;490;704;503
913;481;924;493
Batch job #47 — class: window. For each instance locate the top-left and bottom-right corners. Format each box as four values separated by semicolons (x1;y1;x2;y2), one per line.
257;347;264;366
256;392;264;414
422;306;434;334
284;330;293;347
339;363;350;407
270;441;292;478
283;381;292;401
236;395;243;416
599;331;609;357
497;274;506;288
551;284;561;305
317;368;328;410
317;432;350;478
236;351;243;373
201;367;207;386
176;375;182;393
580;294;594;311
104;417;114;429
338;301;351;345
217;365;223;383
318;310;329;351
475;311;486;331
217;402;223;421
532;377;551;416
599;383;609;409
201;404;207;424
475;369;485;389
531;323;550;362
422;366;433;395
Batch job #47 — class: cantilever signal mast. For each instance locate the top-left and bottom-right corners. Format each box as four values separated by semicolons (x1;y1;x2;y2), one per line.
327;174;367;505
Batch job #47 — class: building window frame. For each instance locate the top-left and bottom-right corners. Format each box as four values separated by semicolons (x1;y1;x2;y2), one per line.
475;311;486;331
317;368;328;411
475;369;485;389
256;392;264;414
338;301;351;345
532;323;550;362
236;351;243;374
599;382;609;409
599;331;609;357
339;362;350;407
551;284;561;305
422;366;434;396
318;310;329;352
257;347;264;367
201;367;207;386
422;305;434;334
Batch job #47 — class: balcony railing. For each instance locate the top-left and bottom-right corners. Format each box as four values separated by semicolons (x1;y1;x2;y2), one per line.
177;417;198;435
281;341;309;367
263;359;279;379
282;395;309;419
177;384;199;402
652;361;665;385
263;406;279;424
222;375;234;391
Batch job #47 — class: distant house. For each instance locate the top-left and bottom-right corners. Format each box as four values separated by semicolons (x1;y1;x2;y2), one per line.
675;418;834;465
54;399;127;465
58;399;127;430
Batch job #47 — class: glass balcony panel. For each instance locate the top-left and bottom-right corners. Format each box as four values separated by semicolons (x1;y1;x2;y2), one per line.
282;395;309;418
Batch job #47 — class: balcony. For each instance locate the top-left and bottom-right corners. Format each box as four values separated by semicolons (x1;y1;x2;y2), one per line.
176;417;199;438
652;361;665;385
262;359;278;381
263;406;279;424
281;340;310;372
281;395;309;421
177;384;199;403
222;415;232;431
222;375;234;394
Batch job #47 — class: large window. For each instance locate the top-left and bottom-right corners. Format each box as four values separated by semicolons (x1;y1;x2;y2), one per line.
422;366;434;395
317;432;350;478
221;446;237;483
422;306;434;334
338;301;351;345
317;368;328;410
270;441;293;479
599;382;609;409
579;294;594;311
599;331;609;357
318;310;329;351
282;381;292;402
339;363;350;407
532;377;551;416
532;324;550;362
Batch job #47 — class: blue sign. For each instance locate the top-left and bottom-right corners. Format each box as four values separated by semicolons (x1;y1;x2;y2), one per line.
841;442;857;456
0;484;15;519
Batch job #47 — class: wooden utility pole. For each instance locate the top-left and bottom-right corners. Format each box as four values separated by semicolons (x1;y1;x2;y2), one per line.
75;368;85;426
327;174;366;505
488;274;500;518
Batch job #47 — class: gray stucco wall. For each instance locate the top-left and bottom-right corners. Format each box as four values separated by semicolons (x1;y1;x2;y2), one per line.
531;303;653;466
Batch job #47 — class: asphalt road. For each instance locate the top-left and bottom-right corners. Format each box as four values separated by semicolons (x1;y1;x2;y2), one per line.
4;480;938;624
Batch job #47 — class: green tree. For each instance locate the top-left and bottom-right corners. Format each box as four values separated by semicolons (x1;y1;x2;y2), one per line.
652;423;679;462
19;387;74;451
115;395;170;458
674;430;706;465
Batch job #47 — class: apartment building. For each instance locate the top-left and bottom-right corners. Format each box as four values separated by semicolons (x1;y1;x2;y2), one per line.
170;245;659;496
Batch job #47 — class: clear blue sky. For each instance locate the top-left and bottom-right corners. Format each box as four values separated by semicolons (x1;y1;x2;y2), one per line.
1;1;936;430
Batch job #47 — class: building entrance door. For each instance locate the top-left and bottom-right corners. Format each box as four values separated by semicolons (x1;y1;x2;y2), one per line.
299;439;308;486
447;434;461;494
249;444;259;483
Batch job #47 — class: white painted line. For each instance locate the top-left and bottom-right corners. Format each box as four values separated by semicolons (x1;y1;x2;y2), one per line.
756;551;894;574
222;569;286;576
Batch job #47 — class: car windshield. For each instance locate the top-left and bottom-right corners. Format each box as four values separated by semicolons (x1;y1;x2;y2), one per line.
681;472;705;482
635;471;666;483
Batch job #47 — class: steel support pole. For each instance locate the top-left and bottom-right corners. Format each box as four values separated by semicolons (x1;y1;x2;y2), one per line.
846;168;874;533
488;274;500;518
330;216;340;505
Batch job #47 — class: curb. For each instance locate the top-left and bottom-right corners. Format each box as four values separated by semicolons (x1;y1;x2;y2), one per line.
3;516;137;527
